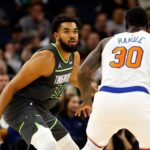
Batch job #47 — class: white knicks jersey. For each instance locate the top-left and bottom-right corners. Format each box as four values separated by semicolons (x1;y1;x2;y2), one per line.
101;30;150;91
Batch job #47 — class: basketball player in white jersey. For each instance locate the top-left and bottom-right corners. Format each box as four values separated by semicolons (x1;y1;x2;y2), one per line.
76;7;150;150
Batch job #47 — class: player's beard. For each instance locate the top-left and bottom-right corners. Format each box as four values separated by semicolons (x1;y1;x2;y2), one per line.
59;38;78;53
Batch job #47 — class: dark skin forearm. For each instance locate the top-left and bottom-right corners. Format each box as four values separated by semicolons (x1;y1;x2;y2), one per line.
77;38;112;117
78;42;102;103
77;72;92;103
78;66;99;103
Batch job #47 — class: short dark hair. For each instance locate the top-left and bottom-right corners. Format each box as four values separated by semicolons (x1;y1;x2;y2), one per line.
51;13;81;33
125;7;148;28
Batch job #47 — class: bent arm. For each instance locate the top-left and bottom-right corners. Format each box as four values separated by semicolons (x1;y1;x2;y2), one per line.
0;51;55;117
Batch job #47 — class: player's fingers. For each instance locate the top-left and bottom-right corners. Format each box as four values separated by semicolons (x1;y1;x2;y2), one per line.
89;107;92;113
82;109;87;118
75;108;81;116
87;108;91;117
75;111;78;116
77;109;81;117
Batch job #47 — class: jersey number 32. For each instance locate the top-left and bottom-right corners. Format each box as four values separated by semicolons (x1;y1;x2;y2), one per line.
110;46;143;68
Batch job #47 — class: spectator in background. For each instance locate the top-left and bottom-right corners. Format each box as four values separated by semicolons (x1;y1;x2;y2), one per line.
0;61;9;89
79;23;92;46
107;7;125;34
138;0;150;8
0;49;16;78
79;23;92;58
0;61;9;149
65;84;80;98
21;31;41;62
15;0;44;6
95;13;110;39
11;26;25;57
4;43;22;74
62;5;78;17
0;61;7;75
98;0;126;19
0;7;9;25
0;75;11;150
19;2;49;39
79;32;100;62
127;0;139;9
58;94;88;149
11;25;24;45
86;32;100;51
0;49;4;60
0;7;11;47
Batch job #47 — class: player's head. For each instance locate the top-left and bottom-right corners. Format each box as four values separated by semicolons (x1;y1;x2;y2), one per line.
125;7;149;31
51;13;81;52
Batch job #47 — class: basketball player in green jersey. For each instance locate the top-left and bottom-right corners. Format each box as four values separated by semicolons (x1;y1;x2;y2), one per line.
0;14;80;150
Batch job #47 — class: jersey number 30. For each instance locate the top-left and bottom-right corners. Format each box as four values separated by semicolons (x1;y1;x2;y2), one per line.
110;46;143;68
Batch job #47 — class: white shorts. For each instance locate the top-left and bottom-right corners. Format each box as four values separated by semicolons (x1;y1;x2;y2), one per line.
87;89;150;148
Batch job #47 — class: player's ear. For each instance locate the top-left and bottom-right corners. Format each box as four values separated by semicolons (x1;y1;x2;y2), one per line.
54;32;60;40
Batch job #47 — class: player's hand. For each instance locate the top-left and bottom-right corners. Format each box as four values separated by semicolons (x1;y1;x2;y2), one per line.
75;102;92;118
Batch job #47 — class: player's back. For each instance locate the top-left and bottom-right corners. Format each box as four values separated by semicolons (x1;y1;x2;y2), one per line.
101;30;150;92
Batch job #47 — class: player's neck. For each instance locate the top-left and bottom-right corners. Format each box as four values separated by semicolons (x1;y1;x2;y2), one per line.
127;26;146;32
55;42;70;61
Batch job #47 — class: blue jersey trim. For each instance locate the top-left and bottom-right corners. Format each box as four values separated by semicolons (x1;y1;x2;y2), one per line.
100;86;149;94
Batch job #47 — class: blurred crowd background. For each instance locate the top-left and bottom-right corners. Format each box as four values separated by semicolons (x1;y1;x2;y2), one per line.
0;0;150;149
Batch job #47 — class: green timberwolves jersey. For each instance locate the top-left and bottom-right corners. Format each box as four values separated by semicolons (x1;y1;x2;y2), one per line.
13;43;74;110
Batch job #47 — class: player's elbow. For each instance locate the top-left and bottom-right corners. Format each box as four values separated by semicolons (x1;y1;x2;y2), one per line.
77;67;84;78
6;82;20;94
